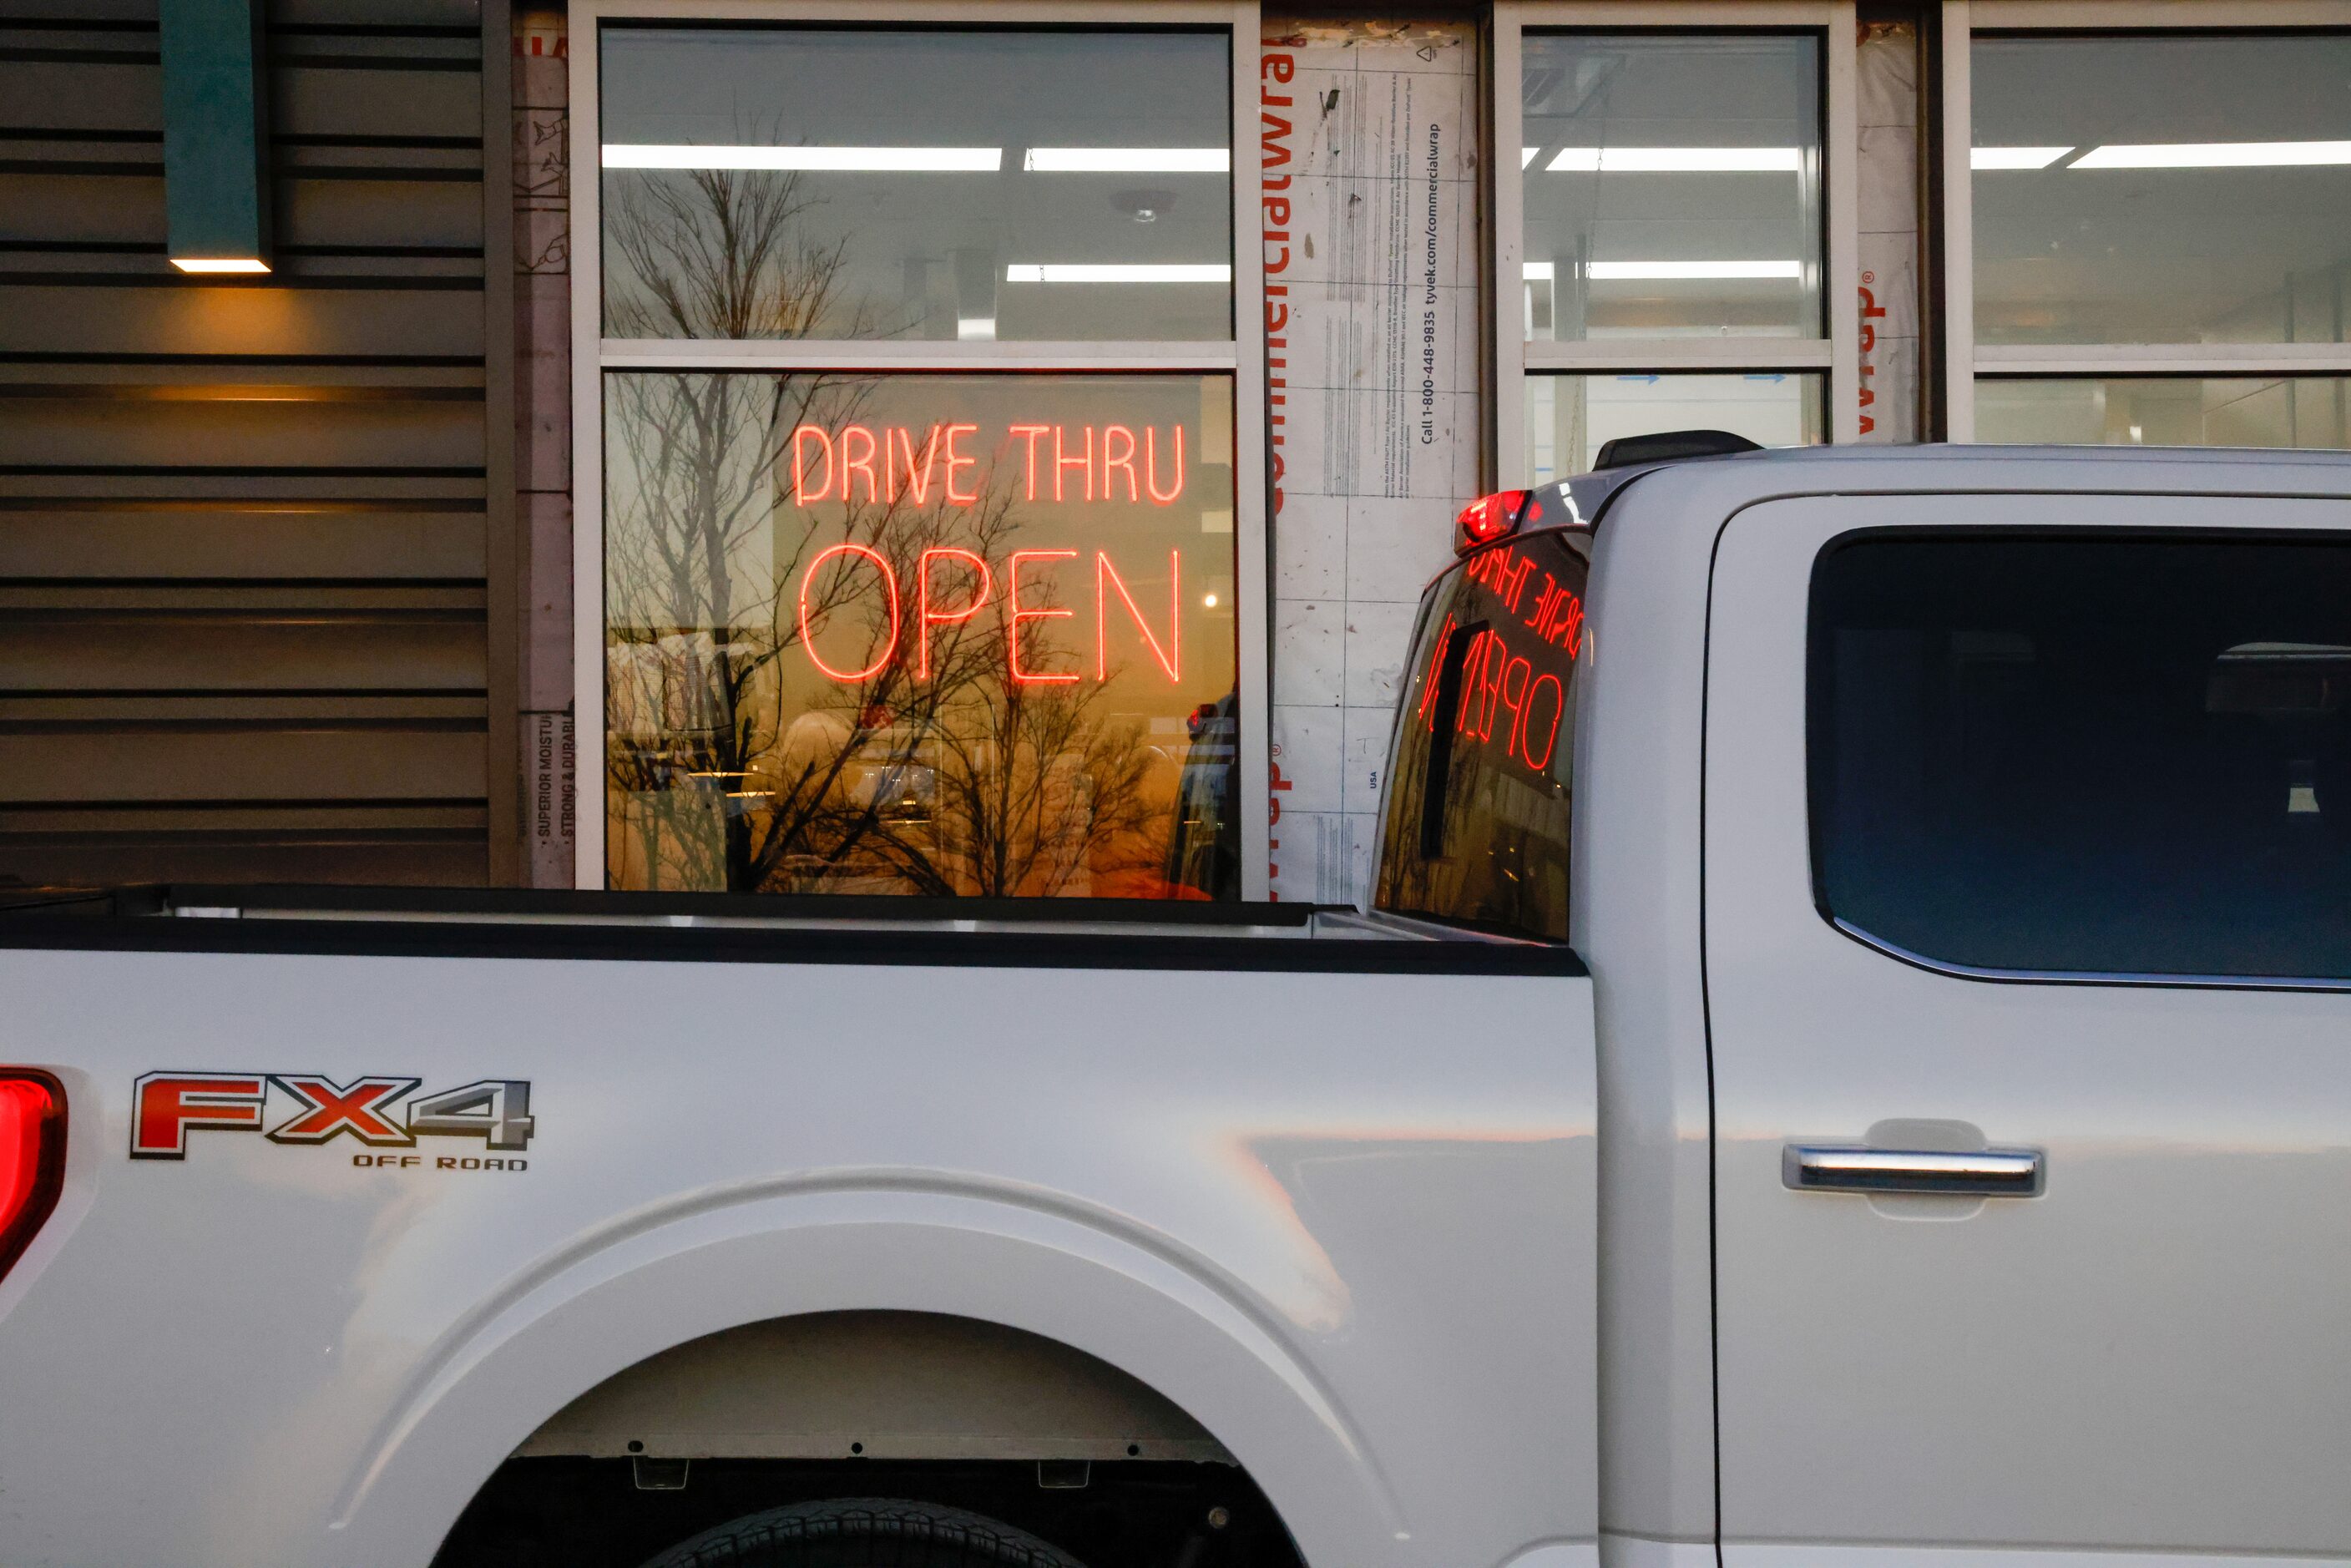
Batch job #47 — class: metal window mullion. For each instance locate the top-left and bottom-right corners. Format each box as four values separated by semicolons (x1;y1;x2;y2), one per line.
1228;0;1271;903
599;341;1241;373
1524;340;1833;372
1970;0;2351;25
1942;0;1975;442
571;8;607;889
1826;0;1860;443
1494;3;1528;486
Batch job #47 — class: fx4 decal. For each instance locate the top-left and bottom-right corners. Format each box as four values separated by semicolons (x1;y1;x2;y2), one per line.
130;1073;534;1161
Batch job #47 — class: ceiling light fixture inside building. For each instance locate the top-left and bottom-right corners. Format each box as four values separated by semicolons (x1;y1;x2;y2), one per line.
601;144;1003;170
1971;146;2074;169
2070;139;2351;169
1004;264;1231;283
1586;260;1802;280
1547;147;1802;172
1024;148;1230;172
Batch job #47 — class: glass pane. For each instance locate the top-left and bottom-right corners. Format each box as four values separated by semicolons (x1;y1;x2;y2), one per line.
1376;529;1590;942
1976;378;2351;449
605;372;1239;898
600;28;1232;341
1812;535;2351;979
1524;372;1823;485
1973;34;2351;345
1521;33;1823;341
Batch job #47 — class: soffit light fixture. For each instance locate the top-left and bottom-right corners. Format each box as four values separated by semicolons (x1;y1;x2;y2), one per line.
601;144;1003;170
1004;264;1231;283
1024;148;1229;172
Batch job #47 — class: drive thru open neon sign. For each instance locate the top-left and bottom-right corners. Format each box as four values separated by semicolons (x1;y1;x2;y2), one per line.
786;422;1192;685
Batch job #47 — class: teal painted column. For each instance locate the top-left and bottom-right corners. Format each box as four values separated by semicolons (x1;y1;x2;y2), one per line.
158;0;272;271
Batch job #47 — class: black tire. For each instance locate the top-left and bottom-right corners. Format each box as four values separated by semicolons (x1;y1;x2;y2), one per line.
634;1497;1090;1568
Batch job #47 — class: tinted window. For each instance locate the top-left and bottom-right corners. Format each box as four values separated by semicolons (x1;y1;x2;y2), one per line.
1811;534;2351;979
1376;530;1589;941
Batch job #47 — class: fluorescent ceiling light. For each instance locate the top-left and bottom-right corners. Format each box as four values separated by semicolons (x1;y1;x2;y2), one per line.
171;258;270;274
1522;147;1540;169
1004;264;1231;283
1547;147;1802;173
2070;139;2351;169
1024;148;1229;172
957;317;997;341
1972;146;2072;169
601;144;1003;171
1524;262;1555;281
1587;260;1802;280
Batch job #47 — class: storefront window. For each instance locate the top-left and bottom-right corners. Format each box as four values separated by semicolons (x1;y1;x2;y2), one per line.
1524;371;1823;483
605;373;1238;897
1972;33;2351;346
1976;377;2351;450
600;28;1233;342
1521;33;1823;341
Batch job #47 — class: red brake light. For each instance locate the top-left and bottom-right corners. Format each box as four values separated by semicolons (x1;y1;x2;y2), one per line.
0;1071;65;1286
1454;489;1536;554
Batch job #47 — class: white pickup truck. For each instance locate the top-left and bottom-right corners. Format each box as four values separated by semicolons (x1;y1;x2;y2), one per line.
5;443;2351;1568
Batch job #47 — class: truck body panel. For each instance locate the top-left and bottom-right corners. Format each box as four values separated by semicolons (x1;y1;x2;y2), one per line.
0;931;1595;1568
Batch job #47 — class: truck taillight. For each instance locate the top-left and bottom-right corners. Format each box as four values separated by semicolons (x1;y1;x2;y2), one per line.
0;1071;65;1285
1454;489;1542;554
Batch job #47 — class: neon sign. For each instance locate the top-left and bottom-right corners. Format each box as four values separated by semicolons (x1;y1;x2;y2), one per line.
787;422;1186;507
798;545;1186;685
1413;541;1586;775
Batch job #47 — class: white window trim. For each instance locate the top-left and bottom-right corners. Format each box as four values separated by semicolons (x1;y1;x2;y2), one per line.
1493;0;1862;483
1945;0;2351;441
569;0;1270;898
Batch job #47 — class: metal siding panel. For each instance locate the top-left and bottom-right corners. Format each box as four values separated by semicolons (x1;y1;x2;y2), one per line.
0;2;498;886
273;64;482;140
0;396;486;470
0;281;484;357
0;506;486;579
0;726;486;802
0;616;486;691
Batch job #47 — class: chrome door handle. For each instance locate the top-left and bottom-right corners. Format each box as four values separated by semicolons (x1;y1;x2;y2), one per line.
1782;1145;2042;1196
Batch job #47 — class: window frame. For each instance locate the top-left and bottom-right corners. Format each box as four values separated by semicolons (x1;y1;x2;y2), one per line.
1491;0;1863;484
567;0;1271;898
1941;0;2351;442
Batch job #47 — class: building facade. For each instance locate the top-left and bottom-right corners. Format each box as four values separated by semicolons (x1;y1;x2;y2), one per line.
6;0;2348;903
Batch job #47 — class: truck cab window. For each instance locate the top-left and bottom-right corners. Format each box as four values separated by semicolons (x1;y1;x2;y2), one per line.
1811;534;2351;979
1376;530;1588;941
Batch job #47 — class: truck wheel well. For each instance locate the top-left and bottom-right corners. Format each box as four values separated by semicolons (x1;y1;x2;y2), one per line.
433;1312;1303;1568
513;1309;1235;1465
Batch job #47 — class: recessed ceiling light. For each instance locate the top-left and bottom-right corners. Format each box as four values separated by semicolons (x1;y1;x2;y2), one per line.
1024;148;1229;172
1972;146;2073;169
1548;147;1802;173
601;144;1003;171
1004;264;1231;284
1587;260;1802;280
2070;139;2351;169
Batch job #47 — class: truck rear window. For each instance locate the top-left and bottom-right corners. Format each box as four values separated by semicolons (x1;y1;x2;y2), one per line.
1373;529;1588;941
1812;533;2351;980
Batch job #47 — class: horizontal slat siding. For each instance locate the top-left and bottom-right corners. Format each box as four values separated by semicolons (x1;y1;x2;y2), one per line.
0;0;495;888
0;505;487;579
